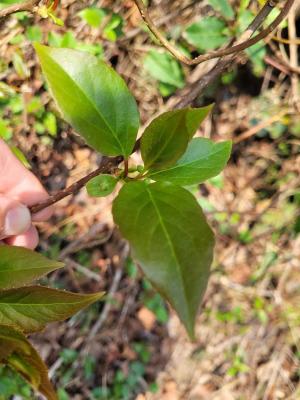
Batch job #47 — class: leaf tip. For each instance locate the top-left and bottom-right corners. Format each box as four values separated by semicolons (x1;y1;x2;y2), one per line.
85;291;105;303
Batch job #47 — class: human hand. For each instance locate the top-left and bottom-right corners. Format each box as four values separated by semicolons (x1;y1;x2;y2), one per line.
0;139;53;249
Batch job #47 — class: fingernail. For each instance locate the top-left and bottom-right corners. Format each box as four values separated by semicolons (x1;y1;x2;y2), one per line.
4;205;31;236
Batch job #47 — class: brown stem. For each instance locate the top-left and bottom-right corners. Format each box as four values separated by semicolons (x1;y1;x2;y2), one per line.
29;156;123;214
0;0;41;18
172;0;282;109
123;159;129;178
133;0;295;66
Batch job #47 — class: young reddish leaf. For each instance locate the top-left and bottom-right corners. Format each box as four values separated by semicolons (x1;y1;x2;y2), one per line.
148;138;232;185
34;44;139;157
0;286;104;333
0;324;57;400
140;106;212;171
113;181;214;339
0;245;63;290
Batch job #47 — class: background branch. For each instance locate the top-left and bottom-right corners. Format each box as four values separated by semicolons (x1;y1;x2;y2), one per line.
133;0;295;66
0;0;41;18
172;0;289;108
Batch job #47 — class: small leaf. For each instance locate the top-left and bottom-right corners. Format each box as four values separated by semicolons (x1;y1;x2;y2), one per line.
148;138;232;185
144;50;185;89
113;181;214;339
86;174;118;197
0;324;57;400
0;286;103;333
184;17;228;52
0;245;63;290
141;106;212;171
103;13;124;41
43;112;57;136
78;7;106;28
35;44;140;157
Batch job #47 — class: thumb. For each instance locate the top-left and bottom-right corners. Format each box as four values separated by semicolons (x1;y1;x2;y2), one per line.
0;195;31;240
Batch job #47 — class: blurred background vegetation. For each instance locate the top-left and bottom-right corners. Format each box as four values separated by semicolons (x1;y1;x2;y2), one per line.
0;0;299;399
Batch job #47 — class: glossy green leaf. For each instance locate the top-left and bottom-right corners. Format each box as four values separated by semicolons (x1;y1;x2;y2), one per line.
0;325;57;400
148;138;232;185
184;17;228;52
86;174;118;197
0;286;103;333
35;44;139;157
141;106;212;171
113;181;214;338
0;245;63;290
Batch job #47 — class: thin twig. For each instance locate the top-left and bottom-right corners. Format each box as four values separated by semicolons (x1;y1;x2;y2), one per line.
172;0;283;108
64;257;102;282
29;155;123;214
133;0;295;66
0;0;41;18
234;109;288;144
288;2;300;109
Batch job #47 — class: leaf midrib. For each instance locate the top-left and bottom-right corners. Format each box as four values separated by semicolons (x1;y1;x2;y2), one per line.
145;186;190;317
150;144;225;176
45;51;126;155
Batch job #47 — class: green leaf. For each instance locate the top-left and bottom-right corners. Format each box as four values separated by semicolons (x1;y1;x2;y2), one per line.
10;147;31;169
0;245;63;290
103;14;124;41
184;17;228;52
86;174;118;197
0;325;57;400
35;44;139;157
148;138;232;185
113;181;214;338
0;286;103;333
246;42;266;77
78;7;106;28
144;50;185;89
141;106;212;171
78;8;123;41
43;112;57;136
26;26;43;42
208;0;234;19
0;119;12;141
